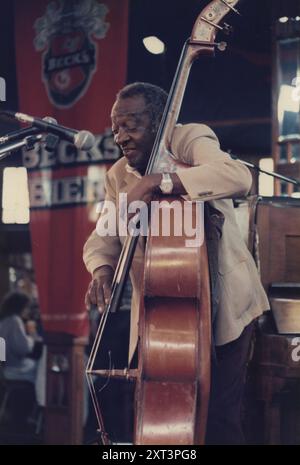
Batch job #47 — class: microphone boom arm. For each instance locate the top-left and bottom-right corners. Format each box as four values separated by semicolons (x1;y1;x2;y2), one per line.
232;155;300;188
0;134;43;162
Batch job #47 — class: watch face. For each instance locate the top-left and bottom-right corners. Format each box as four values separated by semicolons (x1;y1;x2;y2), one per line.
160;174;173;193
163;182;173;193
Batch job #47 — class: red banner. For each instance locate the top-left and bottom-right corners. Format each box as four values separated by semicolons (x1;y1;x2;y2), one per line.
14;0;128;336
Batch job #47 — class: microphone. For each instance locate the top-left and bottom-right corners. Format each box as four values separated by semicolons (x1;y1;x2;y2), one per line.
0;126;41;144
0;110;95;150
0;116;58;145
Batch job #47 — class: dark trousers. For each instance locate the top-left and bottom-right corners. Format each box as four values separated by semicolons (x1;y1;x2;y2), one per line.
205;321;255;445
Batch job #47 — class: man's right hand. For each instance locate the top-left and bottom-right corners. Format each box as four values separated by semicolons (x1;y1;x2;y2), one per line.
85;265;114;313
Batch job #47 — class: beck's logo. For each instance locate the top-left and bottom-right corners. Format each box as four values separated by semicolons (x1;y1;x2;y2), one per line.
34;0;109;108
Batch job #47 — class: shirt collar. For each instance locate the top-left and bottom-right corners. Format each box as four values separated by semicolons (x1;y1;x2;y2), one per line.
125;163;143;179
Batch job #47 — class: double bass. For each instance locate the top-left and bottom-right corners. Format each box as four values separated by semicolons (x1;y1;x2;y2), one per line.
86;0;241;445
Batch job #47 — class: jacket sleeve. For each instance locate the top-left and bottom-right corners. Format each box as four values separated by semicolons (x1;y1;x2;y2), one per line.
171;124;252;201
83;172;122;275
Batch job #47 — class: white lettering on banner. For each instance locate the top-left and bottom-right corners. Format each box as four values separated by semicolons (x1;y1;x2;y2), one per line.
28;175;105;208
47;51;91;72
23;130;120;170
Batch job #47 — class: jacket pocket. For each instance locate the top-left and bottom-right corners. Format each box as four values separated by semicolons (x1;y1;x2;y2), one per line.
218;254;248;275
218;259;253;319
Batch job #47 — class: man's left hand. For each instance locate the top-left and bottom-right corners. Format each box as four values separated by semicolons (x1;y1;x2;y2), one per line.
126;173;161;207
124;173;187;221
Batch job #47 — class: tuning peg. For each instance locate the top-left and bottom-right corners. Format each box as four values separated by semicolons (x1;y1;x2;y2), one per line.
223;22;233;35
217;41;227;52
220;0;241;15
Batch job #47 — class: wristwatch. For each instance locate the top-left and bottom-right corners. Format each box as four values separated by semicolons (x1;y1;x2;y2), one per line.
159;172;173;194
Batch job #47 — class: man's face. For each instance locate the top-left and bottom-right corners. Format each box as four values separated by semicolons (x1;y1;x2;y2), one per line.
111;95;156;174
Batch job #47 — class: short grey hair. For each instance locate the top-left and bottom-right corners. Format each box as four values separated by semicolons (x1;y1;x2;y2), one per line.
116;82;168;132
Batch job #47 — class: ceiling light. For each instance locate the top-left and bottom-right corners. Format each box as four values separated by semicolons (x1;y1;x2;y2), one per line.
143;36;165;55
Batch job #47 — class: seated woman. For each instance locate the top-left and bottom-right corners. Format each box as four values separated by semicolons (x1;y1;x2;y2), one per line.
0;291;43;429
0;292;42;382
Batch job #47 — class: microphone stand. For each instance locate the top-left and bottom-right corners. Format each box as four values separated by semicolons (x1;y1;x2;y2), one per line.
0;134;43;162
231;154;300;188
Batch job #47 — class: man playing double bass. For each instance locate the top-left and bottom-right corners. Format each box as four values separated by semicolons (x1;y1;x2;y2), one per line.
83;82;269;445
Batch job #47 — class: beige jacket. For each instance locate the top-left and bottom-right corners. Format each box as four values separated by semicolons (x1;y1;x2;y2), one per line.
83;124;269;361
